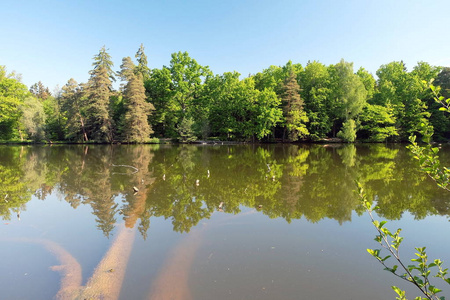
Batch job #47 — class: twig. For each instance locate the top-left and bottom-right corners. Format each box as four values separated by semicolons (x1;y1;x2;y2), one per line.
111;164;138;175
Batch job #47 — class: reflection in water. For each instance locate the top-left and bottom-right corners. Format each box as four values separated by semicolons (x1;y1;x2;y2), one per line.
75;224;136;300
3;237;83;299
148;225;205;300
0;144;449;299
0;144;449;236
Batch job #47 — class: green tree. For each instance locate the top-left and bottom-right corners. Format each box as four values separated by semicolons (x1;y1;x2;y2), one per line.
250;88;283;140
168;51;212;132
29;81;51;100
177;117;197;143
280;71;309;141
42;94;66;141
374;61;438;141
357;67;376;101
120;57;154;143
145;67;173;137
146;52;211;139
359;104;398;142
0;66;29;140
426;67;450;141
19;96;46;142
300;61;332;140
135;43;151;82
330;59;367;138
60;79;89;141
85;46;115;142
205;73;282;141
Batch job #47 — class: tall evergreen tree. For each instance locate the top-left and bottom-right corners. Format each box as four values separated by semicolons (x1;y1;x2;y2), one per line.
135;44;151;81
61;78;88;141
281;72;308;141
85;46;115;142
120;57;154;143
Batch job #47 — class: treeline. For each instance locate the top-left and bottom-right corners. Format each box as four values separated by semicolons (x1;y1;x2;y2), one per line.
1;45;450;143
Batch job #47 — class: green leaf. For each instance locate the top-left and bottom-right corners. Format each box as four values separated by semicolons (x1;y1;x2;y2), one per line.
381;255;391;262
429;286;442;294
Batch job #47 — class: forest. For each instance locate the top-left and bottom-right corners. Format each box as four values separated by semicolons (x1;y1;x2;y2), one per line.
1;45;450;143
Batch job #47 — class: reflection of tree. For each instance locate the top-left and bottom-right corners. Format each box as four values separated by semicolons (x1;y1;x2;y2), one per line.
357;144;449;220
143;145;285;233
117;145;156;239
57;146;118;237
0;143;448;237
294;145;358;223
0;146;30;220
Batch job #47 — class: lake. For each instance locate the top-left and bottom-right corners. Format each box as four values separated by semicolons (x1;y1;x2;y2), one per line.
0;143;449;300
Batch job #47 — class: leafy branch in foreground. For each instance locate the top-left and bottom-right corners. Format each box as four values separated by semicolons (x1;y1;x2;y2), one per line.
356;182;449;300
408;83;450;192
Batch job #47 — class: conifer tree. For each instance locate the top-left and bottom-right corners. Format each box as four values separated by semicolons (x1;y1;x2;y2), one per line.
135;44;150;81
120;57;154;143
29;81;51;100
281;72;309;141
61;78;88;141
85;46;115;142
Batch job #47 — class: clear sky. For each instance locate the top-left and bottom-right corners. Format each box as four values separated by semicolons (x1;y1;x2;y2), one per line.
2;0;450;91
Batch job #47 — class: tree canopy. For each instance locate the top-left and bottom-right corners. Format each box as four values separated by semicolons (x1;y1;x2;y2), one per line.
1;48;449;144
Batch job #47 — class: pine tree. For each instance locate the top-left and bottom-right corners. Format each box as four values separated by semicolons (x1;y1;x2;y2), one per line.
135;44;150;81
120;57;154;143
85;46;115;142
281;72;309;141
61;78;89;141
29;81;51;100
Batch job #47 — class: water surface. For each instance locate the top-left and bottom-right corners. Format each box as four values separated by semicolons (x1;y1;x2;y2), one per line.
0;144;449;299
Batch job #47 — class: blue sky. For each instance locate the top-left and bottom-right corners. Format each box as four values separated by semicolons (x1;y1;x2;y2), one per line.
2;0;450;90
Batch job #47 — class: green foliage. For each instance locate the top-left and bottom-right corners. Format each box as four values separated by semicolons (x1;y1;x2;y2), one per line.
1;55;448;144
374;61;438;141
85;47;115;142
19;96;46;142
359;104;398;142
331;59;367;122
135;44;151;81
358;82;450;300
300;61;332;140
281;71;309;141
60;78;89;141
408;83;450;192
177;117;197;143
357;67;376;100
0;66;29;140
356;182;449;300
120;57;154;143
29;81;51;100
42;95;65;141
337;119;357;142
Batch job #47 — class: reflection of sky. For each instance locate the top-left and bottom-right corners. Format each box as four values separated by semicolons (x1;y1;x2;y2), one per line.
1;193;450;299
